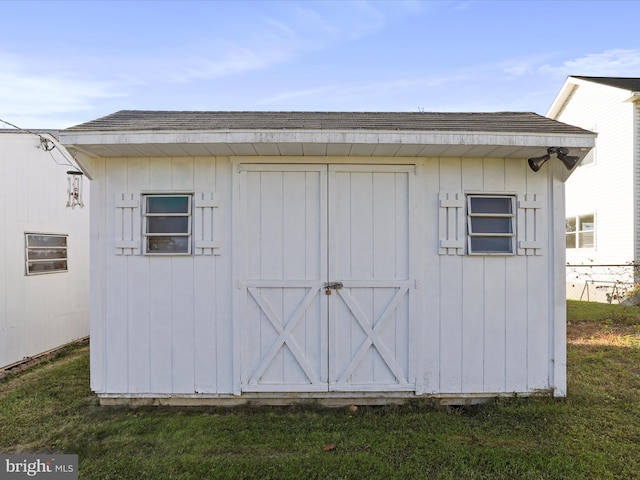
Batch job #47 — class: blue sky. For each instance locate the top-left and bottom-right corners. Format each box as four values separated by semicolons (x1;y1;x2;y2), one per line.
1;0;639;128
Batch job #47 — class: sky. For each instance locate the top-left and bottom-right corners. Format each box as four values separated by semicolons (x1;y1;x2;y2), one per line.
1;0;639;129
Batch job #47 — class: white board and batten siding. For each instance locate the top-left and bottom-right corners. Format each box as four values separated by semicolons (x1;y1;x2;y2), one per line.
90;154;565;400
428;157;554;396
0;133;89;370
91;156;233;395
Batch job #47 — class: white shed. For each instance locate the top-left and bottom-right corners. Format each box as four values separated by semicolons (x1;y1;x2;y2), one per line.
0;130;90;372
60;111;594;405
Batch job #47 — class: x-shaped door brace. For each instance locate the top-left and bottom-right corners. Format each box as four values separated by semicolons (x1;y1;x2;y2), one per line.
334;287;410;386
247;285;323;386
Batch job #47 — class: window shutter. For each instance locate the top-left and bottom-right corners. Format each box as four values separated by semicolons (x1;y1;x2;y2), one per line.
115;193;140;255
193;192;221;255
438;192;465;255
517;194;544;256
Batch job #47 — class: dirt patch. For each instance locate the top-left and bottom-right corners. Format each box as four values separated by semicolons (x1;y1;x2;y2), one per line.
567;322;640;347
0;345;89;395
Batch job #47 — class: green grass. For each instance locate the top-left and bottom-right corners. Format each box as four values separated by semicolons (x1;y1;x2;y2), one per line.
1;302;640;479
567;299;640;324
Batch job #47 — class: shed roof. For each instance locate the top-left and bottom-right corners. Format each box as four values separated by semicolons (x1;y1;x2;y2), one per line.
60;110;595;181
65;110;591;135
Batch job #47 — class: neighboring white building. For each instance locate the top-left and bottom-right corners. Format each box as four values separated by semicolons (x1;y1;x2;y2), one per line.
547;76;640;301
60;110;594;405
0;130;90;371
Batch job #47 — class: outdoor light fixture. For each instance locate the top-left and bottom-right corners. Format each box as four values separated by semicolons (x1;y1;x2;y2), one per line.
555;147;580;170
528;147;580;172
66;170;84;209
527;152;551;172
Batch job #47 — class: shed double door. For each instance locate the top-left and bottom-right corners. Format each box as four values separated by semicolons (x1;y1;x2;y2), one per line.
239;164;417;392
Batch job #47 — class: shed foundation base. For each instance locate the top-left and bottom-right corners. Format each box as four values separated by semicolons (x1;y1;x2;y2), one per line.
98;390;554;407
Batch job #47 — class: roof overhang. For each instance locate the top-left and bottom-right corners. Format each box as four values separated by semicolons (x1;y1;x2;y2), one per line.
625;92;640;103
547;77;581;120
60;128;595;162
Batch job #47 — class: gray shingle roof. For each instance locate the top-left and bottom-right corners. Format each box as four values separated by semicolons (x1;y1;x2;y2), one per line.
573;76;640;91
64;110;592;135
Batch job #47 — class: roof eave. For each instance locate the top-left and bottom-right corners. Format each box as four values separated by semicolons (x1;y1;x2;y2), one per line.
60;128;595;150
625;92;640;103
547;77;581;119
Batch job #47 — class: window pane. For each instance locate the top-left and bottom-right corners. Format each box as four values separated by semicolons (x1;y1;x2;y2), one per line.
470;237;513;253
27;248;67;260
565;218;576;233
469;197;512;214
28;260;67;274
579;231;594;248
579;214;594;232
27;235;67;247
470;217;512;234
147;216;189;234
566;234;576;249
146;236;189;253
147;196;189;214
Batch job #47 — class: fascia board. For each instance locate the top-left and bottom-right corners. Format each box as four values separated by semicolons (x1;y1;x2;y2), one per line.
624;92;640;103
546;77;581;119
60;129;595;151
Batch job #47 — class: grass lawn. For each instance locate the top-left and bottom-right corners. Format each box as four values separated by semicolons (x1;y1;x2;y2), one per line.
1;300;640;479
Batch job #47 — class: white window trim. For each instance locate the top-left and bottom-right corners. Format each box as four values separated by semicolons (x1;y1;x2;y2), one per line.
25;232;68;275
566;213;595;250
466;195;516;255
142;194;193;255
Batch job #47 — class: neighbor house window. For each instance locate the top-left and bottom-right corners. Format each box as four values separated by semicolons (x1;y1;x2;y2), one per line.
467;195;516;254
25;233;68;275
566;214;594;249
143;194;192;254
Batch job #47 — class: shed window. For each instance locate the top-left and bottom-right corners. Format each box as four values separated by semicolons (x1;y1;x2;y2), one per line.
143;195;192;254
467;195;515;254
25;233;68;275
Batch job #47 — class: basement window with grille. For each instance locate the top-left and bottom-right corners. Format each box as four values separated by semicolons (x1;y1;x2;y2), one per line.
467;195;516;255
25;233;68;275
142;194;192;254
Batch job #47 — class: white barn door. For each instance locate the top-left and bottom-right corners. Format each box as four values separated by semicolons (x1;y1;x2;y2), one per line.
239;164;328;392
238;164;416;393
328;165;415;391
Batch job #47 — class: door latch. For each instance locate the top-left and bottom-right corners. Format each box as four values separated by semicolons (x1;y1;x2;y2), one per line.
324;282;343;295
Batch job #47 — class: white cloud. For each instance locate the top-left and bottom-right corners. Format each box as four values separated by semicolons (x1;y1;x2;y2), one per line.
0;51;123;126
101;4;378;87
256;71;475;108
503;63;535;77
539;49;640;76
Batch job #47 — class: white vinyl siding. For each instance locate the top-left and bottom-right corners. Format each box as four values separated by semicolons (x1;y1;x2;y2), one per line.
635;102;640;265
142;194;192;255
25;233;68;275
560;80;634;264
